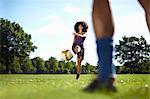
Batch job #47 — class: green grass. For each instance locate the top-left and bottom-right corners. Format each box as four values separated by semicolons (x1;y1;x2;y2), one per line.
0;74;149;99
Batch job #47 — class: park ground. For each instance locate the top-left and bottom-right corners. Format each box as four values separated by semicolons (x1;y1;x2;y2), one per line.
0;74;149;99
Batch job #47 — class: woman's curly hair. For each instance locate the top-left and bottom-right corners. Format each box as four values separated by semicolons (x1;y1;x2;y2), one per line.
74;21;88;33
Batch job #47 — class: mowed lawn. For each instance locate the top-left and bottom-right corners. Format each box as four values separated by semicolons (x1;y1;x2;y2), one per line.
0;74;149;99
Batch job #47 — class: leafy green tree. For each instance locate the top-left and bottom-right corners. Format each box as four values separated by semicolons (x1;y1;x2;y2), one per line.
81;64;86;74
0;63;6;73
63;61;76;74
115;36;150;73
57;60;76;74
21;57;36;73
58;61;65;73
69;61;76;73
83;62;96;74
45;60;50;73
9;56;22;74
32;57;46;73
49;57;58;73
137;61;150;74
0;18;37;73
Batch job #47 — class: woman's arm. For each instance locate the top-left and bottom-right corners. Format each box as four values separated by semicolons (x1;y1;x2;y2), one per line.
73;32;87;37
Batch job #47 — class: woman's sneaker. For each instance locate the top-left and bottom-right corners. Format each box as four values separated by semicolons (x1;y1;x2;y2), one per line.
76;74;80;80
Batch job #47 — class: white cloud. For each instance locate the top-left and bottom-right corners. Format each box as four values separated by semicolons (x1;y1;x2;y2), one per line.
47;15;60;20
35;21;68;37
114;11;150;44
63;3;91;13
63;3;80;13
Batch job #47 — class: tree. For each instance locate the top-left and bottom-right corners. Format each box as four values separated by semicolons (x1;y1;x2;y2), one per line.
0;63;6;73
137;60;150;74
58;61;65;73
82;62;96;74
69;61;76;74
32;57;46;73
21;57;36;73
9;56;22;74
45;60;51;73
48;57;58;73
0;18;37;73
115;36;150;73
57;60;76;74
63;61;76;74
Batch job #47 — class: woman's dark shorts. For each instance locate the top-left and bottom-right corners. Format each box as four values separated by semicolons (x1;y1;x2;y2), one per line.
72;43;84;60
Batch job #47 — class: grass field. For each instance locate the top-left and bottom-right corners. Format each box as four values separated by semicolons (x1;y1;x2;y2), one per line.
0;74;149;99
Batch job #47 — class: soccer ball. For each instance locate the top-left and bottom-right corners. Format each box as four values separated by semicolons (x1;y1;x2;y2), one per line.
61;49;73;61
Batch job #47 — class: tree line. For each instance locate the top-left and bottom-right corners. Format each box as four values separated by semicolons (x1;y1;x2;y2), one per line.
0;18;150;74
0;55;97;74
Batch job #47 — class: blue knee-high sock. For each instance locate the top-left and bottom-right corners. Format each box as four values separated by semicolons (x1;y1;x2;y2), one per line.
96;37;115;82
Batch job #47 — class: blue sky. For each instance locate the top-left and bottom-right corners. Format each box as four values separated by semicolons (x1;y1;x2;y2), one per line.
1;0;150;65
